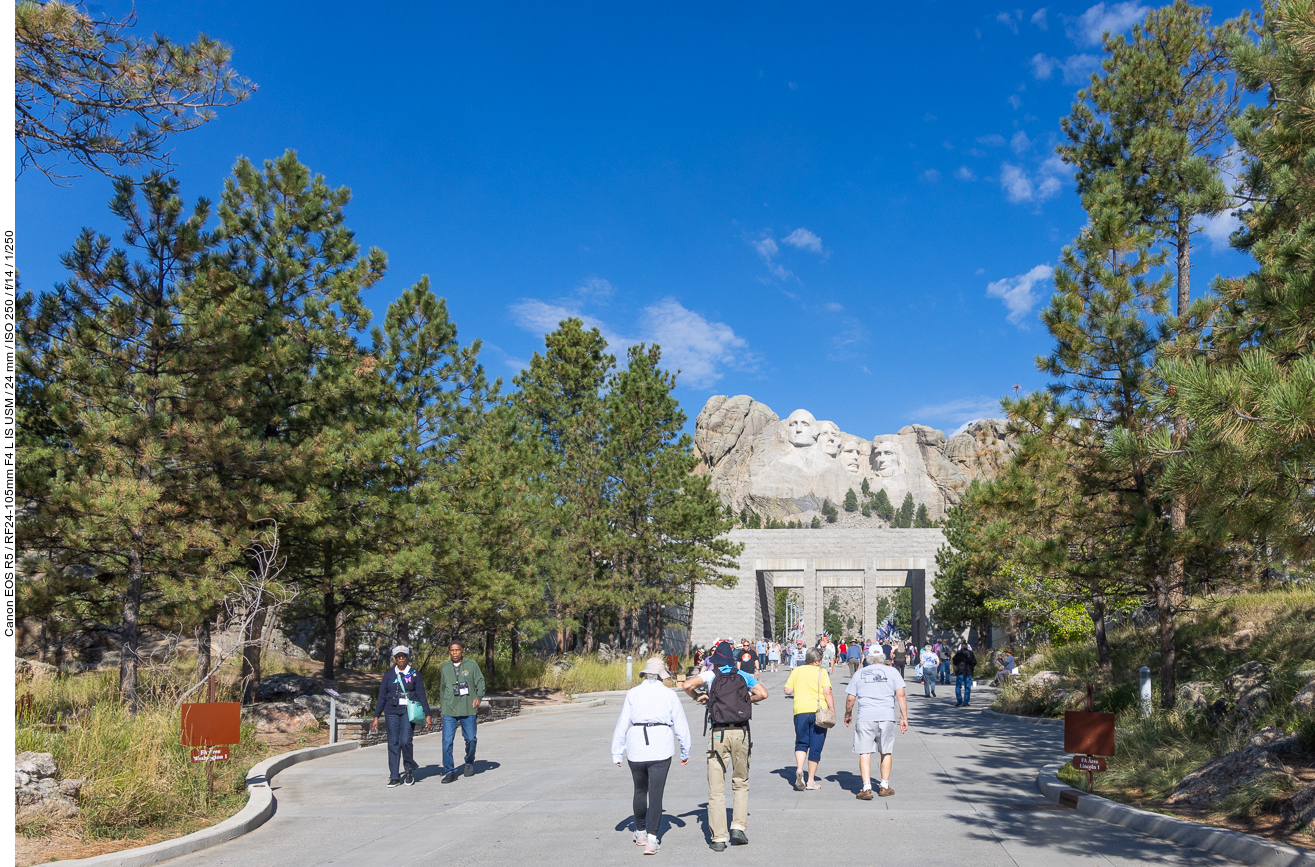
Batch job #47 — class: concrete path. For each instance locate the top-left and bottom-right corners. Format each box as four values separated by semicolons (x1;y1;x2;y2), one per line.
160;667;1240;866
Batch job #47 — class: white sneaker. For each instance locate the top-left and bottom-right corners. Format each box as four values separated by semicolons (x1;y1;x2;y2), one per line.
634;830;647;846
644;834;660;855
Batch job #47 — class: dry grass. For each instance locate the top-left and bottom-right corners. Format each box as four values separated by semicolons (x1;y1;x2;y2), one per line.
15;663;270;840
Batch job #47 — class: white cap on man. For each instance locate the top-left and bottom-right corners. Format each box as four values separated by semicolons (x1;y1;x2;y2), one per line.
392;645;410;657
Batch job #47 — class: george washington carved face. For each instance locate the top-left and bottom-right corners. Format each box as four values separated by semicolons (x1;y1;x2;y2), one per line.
785;409;818;447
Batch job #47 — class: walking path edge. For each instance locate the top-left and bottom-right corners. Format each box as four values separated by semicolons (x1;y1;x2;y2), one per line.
45;740;360;867
1035;759;1315;867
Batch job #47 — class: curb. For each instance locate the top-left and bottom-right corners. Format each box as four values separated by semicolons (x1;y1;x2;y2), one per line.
1036;760;1315;867
981;708;1063;727
49;740;359;867
520;698;607;714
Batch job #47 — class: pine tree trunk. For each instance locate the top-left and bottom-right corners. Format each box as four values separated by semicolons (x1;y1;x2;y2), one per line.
1170;213;1191;607
322;589;337;680
485;629;495;681
511;632;520;667
241;597;268;705
1155;573;1177;710
1090;598;1112;675
555;612;565;658
334;608;347;672
120;539;144;711
195;616;212;687
582;612;595;654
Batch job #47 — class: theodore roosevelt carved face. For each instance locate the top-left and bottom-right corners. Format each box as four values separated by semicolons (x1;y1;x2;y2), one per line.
817;421;842;458
785;409;818;447
873;440;903;478
840;436;870;474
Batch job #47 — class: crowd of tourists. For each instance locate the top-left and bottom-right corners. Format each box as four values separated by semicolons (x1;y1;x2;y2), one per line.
608;633;990;854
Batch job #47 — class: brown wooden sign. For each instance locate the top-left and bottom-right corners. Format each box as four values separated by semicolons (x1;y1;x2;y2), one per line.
181;702;241;747
190;746;230;763
1064;711;1115;757
1072;755;1107;772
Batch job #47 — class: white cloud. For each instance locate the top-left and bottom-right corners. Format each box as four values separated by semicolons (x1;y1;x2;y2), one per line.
510;292;755;389
1068;2;1148;46
956;166;976;181
1010;130;1032;154
1198;210;1241;252
909;396;1005;428
782;227;823;253
987;263;1054;325
1000;154;1069;203
997;10;1020;33
923;168;942;182
977;133;1007;147
1031;7;1049;29
508;299;631;351
823;301;844;312
1008;94;1022;110
640;298;754;388
1060;54;1101;84
575;277;615;299
752;236;792;280
1031;53;1058;80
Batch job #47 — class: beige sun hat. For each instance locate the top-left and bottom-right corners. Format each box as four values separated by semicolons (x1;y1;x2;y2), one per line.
640;657;670;679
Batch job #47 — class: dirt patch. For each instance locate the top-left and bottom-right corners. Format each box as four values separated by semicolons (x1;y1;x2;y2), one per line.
489;687;566;707
16;818;221;867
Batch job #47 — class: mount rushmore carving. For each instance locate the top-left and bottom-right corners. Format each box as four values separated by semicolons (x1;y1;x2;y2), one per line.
692;395;1018;522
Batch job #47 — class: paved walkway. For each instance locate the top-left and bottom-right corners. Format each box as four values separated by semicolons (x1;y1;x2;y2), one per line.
161;667;1240;866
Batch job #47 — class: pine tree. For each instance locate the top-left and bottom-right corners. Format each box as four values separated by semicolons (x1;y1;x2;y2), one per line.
896;493;916;529
1160;1;1315;563
860;478;871;497
843;489;859;512
914;504;933;528
822;499;838;523
931;492;995;641
871;489;895;522
512;319;614;654
1060;0;1247;614
810;516;822;529
604;343;740;652
861;501;872;518
18;174;250;707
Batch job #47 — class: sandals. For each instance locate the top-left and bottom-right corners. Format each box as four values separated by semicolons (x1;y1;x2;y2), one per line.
794;769;805;791
805;782;820;790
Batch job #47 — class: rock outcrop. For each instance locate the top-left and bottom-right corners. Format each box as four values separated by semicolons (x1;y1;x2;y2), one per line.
15;752;81;824
693;395;1017;520
243;702;319;733
1167;746;1298;807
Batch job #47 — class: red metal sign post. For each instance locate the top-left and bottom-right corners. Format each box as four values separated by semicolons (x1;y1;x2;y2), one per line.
1063;683;1116;791
181;676;240;804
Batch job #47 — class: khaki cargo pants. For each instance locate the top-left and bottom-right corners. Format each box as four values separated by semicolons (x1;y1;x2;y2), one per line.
707;725;750;843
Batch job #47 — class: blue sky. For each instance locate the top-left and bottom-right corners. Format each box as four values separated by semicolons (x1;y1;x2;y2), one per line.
18;0;1256;438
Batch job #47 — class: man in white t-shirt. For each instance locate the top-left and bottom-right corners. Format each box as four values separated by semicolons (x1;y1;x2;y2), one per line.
844;651;908;799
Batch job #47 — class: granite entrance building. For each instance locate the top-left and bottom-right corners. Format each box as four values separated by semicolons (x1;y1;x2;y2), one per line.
689;528;947;650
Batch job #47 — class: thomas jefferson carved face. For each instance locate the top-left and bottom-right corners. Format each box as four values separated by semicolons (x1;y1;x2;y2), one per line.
873;440;902;477
817;421;842;458
840;436;870;474
785;410;818;447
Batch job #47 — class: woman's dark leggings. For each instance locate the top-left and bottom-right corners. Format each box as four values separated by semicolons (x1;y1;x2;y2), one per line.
628;757;671;837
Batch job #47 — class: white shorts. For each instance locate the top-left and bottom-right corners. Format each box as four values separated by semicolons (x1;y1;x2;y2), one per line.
853;720;898;755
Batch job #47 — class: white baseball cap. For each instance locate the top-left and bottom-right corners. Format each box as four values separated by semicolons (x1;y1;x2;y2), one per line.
392;645;411;657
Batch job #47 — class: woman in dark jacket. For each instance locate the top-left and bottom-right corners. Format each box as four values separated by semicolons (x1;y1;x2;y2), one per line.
370;645;432;787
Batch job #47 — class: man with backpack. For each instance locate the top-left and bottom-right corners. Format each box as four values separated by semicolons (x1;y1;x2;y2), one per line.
682;640;768;852
952;641;977;707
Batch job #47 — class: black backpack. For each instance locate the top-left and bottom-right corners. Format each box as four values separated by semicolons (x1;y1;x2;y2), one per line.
707;667;752;727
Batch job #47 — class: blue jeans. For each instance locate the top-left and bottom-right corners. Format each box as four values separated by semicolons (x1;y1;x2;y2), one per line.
956;674;973;704
442;714;477;772
922;666;938;695
793;712;828;763
384;713;417;780
939;660;951;684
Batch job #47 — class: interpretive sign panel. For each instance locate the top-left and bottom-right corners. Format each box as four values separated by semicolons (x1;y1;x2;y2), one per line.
1063;711;1115;757
181;702;241;747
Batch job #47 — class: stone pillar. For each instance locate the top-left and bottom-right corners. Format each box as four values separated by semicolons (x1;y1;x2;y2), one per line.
862;561;878;641
755;571;773;639
909;569;926;649
803;558;818;644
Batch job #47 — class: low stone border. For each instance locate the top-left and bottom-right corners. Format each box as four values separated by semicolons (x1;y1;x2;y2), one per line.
520;698;607;714
48;741;359;867
1036;759;1315;867
981;708;1063;727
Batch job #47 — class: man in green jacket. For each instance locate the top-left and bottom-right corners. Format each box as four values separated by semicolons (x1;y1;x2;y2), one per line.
439;641;485;783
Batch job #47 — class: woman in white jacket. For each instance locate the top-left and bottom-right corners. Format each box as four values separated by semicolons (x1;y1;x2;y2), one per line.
612;657;692;855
